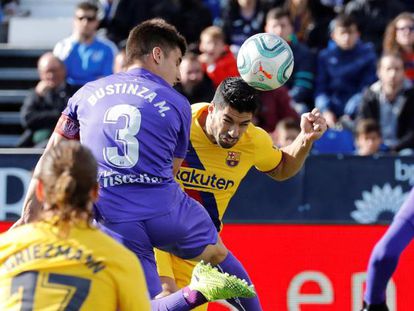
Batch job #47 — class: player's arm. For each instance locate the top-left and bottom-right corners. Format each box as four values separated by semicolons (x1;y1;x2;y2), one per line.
12;114;79;228
173;157;184;176
12;133;68;228
267;108;327;181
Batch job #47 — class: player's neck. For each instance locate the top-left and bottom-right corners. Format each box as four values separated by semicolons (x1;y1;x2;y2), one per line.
200;111;216;144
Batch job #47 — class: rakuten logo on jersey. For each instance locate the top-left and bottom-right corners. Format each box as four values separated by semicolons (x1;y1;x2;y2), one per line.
176;168;235;190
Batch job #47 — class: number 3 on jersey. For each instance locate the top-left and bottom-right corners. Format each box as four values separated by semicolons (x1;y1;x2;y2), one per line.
103;104;141;168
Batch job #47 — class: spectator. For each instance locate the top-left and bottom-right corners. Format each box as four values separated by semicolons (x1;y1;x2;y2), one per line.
98;0;154;45
199;25;239;87
53;1;117;90
315;14;377;128
354;118;383;156
344;0;405;54
221;0;267;54
357;52;414;153
271;117;300;147
256;87;299;132
283;0;336;51
264;7;316;113
18;53;74;147
174;52;215;104
151;0;212;45
383;12;414;82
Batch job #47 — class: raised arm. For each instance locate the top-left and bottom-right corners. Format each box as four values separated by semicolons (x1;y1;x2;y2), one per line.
267;108;327;181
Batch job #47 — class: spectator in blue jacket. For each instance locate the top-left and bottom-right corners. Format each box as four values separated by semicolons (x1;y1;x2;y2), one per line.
265;7;316;114
53;1;117;90
315;14;377;128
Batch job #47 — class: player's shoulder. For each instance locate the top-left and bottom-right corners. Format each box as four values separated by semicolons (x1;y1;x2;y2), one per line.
246;124;271;143
190;102;209;117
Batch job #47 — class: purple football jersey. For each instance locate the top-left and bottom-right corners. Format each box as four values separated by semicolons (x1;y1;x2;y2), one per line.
62;68;191;221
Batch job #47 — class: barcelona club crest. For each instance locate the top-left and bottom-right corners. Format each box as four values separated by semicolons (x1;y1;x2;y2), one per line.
226;151;241;167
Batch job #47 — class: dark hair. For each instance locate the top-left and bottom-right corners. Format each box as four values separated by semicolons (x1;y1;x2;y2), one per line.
266;7;292;24
212;77;259;113
126;18;187;64
377;52;404;70
76;1;99;14
332;14;358;31
38;141;97;226
355;119;381;137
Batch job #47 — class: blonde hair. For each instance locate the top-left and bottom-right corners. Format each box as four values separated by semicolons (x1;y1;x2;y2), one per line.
200;26;225;42
38;141;97;227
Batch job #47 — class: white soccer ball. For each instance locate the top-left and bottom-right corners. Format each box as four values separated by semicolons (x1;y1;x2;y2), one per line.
237;33;294;91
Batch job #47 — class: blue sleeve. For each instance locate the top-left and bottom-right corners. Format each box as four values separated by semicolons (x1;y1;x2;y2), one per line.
290;47;316;104
173;100;191;159
314;52;331;112
364;189;414;304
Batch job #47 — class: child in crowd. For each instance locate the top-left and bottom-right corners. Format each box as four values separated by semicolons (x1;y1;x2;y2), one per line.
354;118;383;156
198;26;239;87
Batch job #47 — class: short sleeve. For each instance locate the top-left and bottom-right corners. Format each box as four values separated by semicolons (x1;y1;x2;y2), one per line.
54;94;80;140
173;100;191;159
253;127;283;172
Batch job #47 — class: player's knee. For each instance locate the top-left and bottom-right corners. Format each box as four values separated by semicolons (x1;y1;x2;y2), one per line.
205;243;228;265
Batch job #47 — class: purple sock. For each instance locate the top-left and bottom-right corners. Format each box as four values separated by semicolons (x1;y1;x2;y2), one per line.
183;286;208;306
217;251;263;311
150;287;207;311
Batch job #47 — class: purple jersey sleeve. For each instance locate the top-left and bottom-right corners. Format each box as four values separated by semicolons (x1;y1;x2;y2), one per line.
55;93;81;139
173;103;191;159
364;187;414;304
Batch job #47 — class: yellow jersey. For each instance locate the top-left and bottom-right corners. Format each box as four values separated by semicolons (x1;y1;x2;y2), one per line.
175;102;282;230
156;103;283;310
0;222;150;311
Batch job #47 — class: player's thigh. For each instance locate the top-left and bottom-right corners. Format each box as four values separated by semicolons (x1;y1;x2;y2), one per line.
146;197;218;259
98;221;162;298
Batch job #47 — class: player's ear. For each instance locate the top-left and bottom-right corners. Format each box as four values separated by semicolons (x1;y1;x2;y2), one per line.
152;47;162;64
35;179;45;202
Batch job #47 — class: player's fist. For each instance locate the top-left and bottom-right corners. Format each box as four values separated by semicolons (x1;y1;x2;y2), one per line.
300;108;327;142
361;301;389;311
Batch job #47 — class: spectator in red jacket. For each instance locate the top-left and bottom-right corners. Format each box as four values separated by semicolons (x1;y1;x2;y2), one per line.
199;26;239;87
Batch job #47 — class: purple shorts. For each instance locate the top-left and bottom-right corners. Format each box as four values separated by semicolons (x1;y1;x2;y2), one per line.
96;194;218;298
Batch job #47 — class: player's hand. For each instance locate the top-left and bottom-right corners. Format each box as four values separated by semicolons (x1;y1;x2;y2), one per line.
300;108;327;142
361;301;389;311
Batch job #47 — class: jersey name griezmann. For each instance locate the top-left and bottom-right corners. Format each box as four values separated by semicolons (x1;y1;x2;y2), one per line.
1;243;106;274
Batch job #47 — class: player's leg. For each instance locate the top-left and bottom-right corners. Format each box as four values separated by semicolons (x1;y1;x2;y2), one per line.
98;219;255;311
149;197;262;311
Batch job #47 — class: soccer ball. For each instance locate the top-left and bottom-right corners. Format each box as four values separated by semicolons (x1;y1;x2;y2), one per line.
237;33;294;91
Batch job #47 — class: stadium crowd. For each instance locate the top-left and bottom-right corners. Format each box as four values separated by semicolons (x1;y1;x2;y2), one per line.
0;0;412;156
